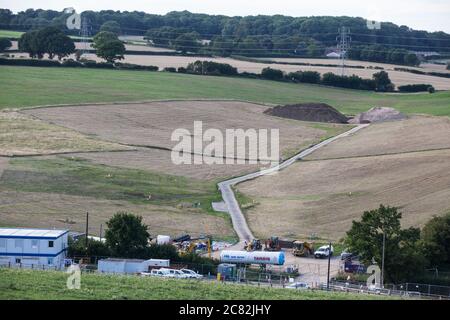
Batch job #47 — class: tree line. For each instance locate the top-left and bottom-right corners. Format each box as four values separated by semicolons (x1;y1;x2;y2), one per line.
1;8;450;56
345;205;450;285
348;45;420;66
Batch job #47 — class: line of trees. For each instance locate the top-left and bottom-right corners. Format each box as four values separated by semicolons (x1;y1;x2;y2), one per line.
345;205;450;285
18;26;75;59
1;9;450;56
348;45;421;66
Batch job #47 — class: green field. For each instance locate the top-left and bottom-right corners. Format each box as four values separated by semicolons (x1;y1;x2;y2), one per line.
1;157;222;214
0;29;89;40
0;268;391;300
0;29;24;38
1;66;449;116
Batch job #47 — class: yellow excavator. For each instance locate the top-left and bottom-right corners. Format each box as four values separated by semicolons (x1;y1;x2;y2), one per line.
245;239;262;252
293;241;315;257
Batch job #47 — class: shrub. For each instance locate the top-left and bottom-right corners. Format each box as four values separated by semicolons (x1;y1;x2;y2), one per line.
115;62;158;71
83;61;114;69
261;67;284;80
398;84;434;93
0;58;61;67
288;71;321;84
186;60;238;76
163;67;177;73
177;67;187;73
62;59;84;68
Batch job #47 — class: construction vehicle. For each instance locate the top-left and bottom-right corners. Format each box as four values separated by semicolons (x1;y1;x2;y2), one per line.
264;237;295;251
292;241;315;257
245;239;262;252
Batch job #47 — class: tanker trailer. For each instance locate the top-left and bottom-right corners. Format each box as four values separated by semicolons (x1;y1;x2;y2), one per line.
220;250;285;266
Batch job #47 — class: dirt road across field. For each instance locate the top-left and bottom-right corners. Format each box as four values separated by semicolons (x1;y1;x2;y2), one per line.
218;124;368;243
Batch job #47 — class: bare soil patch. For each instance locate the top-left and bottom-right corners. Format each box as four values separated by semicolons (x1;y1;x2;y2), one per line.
349;107;407;124
25;100;333;160
0;190;233;239
237;149;450;240
265;103;349;124
307;116;450;160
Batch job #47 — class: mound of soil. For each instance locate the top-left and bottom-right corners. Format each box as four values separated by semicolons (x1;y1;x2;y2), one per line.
264;103;349;124
349;107;407;124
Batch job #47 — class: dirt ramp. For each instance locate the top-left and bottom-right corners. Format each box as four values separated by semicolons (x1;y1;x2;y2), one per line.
349;107;407;124
264;103;349;124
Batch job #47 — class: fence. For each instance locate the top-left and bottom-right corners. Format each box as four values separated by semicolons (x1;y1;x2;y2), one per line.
329;281;450;300
0;261;60;271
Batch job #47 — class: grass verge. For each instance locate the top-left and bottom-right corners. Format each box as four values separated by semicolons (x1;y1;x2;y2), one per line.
0;268;393;300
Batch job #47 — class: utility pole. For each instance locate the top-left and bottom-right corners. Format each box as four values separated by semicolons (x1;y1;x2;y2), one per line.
85;212;89;249
381;230;386;288
80;15;90;55
326;241;332;291
336;27;351;76
99;223;103;242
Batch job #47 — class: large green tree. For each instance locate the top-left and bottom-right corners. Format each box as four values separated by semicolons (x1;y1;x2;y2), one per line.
18;26;75;59
373;71;394;92
0;37;12;52
345;205;425;284
421;213;450;268
18;30;44;58
105;212;150;258
92;31;126;63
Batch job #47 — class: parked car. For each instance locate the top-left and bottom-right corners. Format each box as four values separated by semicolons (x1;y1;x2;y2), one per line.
340;250;356;261
314;245;334;259
180;269;203;279
145;269;173;278
159;268;191;279
286;282;311;290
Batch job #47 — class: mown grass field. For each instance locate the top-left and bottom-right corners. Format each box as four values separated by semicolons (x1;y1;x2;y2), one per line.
0;29;89;40
0;268;392;300
1;66;449;116
0;29;24;38
1;157;221;209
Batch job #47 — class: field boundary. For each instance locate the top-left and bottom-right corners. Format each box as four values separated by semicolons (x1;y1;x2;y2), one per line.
12;98;277;112
303;146;450;162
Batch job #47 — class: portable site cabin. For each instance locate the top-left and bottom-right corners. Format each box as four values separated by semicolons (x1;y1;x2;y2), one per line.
97;258;170;274
0;228;69;269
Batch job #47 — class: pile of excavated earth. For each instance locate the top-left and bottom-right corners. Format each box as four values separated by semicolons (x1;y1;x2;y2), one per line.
264;103;349;124
349;107;407;124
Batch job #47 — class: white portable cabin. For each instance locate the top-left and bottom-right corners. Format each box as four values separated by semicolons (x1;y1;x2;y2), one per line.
0;228;69;269
98;258;170;274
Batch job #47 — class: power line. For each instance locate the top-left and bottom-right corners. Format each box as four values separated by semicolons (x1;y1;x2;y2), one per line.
4;22;450;42
337;27;351;76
